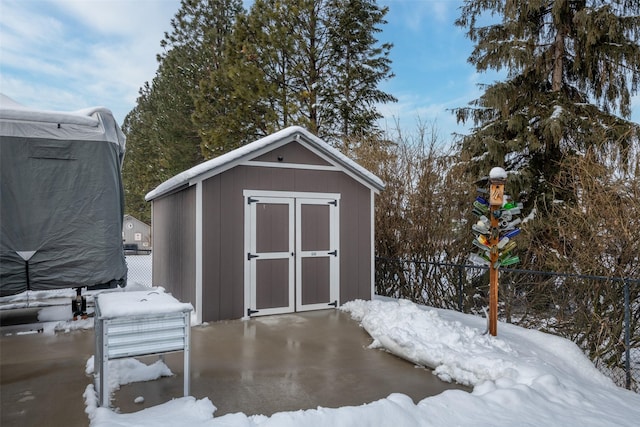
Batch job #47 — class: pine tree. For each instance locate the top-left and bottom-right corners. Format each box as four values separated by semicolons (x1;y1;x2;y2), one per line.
192;0;396;152
192;0;289;155
324;0;396;140
454;0;640;212
123;0;242;217
122;84;159;225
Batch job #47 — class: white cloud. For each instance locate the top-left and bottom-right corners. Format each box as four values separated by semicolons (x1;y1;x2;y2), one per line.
55;0;176;38
0;2;65;45
382;0;461;32
0;0;179;123
0;76;87;112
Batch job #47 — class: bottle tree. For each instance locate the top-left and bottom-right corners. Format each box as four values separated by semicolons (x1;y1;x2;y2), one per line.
454;0;640;370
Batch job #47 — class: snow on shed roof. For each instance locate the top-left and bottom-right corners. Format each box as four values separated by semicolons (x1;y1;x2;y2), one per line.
146;126;385;201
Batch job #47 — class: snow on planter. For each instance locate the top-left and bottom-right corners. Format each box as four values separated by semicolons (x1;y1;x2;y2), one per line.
94;290;193;408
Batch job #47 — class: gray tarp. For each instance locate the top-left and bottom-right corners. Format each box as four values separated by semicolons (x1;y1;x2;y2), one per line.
0;95;127;296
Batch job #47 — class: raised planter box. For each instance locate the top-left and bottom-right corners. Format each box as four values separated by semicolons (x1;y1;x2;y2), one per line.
94;290;193;408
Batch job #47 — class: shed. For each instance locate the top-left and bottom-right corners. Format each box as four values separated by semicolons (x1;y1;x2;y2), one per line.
145;126;384;323
0;94;127;296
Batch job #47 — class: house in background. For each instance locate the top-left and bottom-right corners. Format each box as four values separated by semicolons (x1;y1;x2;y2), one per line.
145;126;385;324
122;214;152;254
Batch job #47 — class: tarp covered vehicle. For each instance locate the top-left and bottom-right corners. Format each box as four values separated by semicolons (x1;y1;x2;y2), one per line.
0;94;127;296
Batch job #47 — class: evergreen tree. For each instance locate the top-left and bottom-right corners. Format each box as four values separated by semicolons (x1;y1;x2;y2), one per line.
324;0;396;140
192;0;287;155
122;84;159;225
454;0;640;213
192;0;395;152
123;0;242;218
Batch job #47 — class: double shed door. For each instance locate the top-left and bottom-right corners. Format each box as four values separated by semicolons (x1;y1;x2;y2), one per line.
245;193;339;317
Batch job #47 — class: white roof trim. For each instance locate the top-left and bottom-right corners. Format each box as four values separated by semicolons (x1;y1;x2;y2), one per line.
145;126;384;201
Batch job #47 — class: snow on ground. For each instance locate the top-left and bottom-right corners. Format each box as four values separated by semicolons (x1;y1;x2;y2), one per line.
79;296;640;427
85;356;173;399
0;288;76;310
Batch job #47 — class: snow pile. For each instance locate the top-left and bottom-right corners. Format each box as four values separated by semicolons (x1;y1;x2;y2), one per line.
84;355;174;419
348;299;518;385
85;356;173;393
345;299;611;388
83;298;640;426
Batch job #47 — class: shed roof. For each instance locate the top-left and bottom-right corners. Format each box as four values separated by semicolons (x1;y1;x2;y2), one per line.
146;126;384;201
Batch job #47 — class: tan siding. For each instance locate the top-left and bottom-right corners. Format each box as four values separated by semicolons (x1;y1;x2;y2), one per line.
160;162;373;322
151;186;196;306
221;169;246;319
202;177;222;321
251;141;331;165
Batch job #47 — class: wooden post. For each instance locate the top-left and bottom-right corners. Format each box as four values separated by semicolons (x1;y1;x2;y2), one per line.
488;169;506;336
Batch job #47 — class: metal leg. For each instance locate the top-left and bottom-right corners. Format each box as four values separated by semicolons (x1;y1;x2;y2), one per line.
184;313;191;397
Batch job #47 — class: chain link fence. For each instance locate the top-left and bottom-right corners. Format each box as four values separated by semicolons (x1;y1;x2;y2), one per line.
124;253;153;287
5;252;636;391
375;256;640;392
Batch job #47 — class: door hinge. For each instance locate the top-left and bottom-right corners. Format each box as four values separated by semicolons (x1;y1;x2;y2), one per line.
247;308;259;316
328;250;337;257
328;300;338;307
247;253;259;260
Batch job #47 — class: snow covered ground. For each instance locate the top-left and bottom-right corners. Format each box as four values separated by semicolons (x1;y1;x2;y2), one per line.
80;296;640;426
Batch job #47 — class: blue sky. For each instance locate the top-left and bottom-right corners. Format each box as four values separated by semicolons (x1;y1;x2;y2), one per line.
1;0;638;142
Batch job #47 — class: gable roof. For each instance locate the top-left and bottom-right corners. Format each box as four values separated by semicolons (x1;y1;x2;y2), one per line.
145;126;384;201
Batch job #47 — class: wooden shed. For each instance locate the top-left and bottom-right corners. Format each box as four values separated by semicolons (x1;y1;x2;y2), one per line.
145;126;384;323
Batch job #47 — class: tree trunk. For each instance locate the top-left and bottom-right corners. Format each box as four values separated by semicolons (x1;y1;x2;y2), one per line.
552;30;565;92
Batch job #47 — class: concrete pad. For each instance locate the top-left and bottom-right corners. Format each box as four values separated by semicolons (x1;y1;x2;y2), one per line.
1;309;469;425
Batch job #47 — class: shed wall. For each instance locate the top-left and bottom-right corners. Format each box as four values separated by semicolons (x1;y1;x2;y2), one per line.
151;186;196;306
251;142;332;165
201;164;372;322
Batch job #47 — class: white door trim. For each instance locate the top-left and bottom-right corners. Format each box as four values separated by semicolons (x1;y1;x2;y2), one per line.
295;198;340;312
243;189;341;201
243;190;340;317
195;182;203;324
244;195;295;317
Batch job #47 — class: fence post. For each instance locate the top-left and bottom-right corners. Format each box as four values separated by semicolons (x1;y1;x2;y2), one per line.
458;264;464;312
624;279;631;390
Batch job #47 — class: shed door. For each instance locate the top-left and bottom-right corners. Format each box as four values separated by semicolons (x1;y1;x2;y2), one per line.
296;198;339;311
246;197;295;316
245;194;339;316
